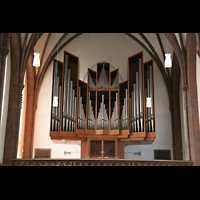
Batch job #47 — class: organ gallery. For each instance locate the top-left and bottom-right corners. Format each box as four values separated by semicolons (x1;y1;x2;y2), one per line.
50;51;156;158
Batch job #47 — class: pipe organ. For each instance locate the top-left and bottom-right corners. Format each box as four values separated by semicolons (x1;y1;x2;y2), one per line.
50;51;156;147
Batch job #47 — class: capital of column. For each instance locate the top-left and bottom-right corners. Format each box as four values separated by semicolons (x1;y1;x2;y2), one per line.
197;48;200;58
182;85;188;91
0;45;9;56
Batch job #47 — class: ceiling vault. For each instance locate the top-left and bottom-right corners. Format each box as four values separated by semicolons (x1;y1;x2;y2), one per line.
18;33;188;112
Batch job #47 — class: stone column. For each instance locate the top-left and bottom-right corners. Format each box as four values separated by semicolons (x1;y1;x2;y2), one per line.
0;33;10;121
2;33;22;166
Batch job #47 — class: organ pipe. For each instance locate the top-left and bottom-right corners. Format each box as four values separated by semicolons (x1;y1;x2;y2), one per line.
129;58;144;132
63;69;71;131
139;59;144;132
78;86;86;129
51;54;155;136
62;55;68;131
97;94;109;130
88;71;96;89
111;73;118;89
88;91;95;130
55;56;77;132
149;65;154;132
98;64;109;89
51;62;63;132
145;65;155;132
111;92;118;130
120;89;128;130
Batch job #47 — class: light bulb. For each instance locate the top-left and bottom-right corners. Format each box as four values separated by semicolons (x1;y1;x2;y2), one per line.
33;52;40;67
146;97;151;108
165;53;172;68
53;96;58;107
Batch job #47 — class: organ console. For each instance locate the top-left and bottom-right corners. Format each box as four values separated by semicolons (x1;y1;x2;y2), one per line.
50;51;156;157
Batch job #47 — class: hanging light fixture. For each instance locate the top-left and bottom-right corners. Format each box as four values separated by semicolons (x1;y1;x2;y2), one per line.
33;33;40;67
33;52;40;67
165;33;172;68
165;53;172;68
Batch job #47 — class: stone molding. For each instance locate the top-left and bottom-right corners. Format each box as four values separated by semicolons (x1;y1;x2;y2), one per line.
0;45;9;56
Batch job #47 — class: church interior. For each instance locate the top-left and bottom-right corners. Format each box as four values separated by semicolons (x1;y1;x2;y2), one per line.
0;33;199;166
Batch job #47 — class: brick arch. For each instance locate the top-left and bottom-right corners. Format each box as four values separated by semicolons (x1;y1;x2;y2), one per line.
35;33;171;108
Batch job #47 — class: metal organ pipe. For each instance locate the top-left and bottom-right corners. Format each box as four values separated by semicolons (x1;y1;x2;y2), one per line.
120;89;128;130
147;79;151;132
98;64;109;89
64;68;70;131
51;55;154;136
55;54;77;133
68;81;73;132
88;91;95;130
51;62;63;132
62;55;68;131
149;65;154;132
78;86;86;130
145;65;154;132
136;72;139;132
129;58;144;133
57;86;61;131
97;94;109;130
55;77;59;131
139;59;144;132
111;92;118;130
51;62;58;131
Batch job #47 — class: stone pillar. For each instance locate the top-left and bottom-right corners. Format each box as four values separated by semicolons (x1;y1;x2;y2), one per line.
0;33;10;121
181;85;190;160
2;33;22;166
23;54;35;158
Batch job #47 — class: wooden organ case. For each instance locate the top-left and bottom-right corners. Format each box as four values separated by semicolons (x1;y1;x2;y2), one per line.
50;51;156;159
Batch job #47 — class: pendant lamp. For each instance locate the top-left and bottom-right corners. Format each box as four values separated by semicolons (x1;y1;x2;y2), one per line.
33;52;40;67
33;33;40;67
165;33;172;68
165;53;172;68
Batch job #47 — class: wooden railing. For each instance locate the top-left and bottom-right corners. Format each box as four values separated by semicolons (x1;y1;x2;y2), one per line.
12;159;194;166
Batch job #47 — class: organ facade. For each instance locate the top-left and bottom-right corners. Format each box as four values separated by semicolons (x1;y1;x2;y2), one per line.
50;51;156;158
